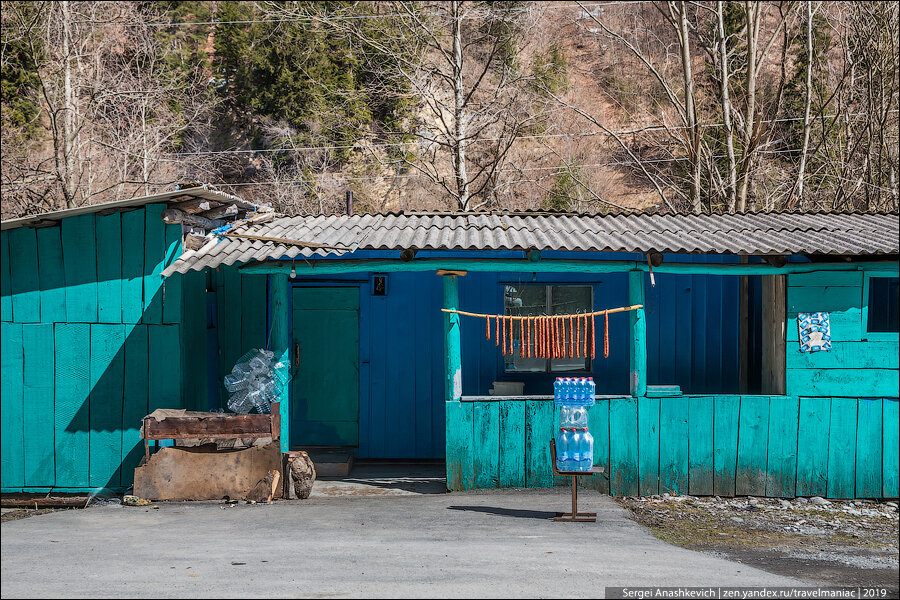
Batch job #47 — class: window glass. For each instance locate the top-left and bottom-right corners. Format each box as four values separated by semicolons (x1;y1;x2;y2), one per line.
503;285;592;373
867;276;899;333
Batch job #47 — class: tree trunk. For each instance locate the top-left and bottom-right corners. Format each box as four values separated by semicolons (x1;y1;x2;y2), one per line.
716;1;737;212
61;1;76;209
451;1;470;211
736;1;760;212
676;2;702;213
793;1;815;206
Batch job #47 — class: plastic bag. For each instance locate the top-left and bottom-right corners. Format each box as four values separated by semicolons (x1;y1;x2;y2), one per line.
224;349;287;414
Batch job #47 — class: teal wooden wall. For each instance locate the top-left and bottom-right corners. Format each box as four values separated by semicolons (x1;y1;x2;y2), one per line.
0;205;208;493
786;271;899;396
447;396;900;499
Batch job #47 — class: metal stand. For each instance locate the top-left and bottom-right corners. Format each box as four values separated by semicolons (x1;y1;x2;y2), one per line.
550;439;605;523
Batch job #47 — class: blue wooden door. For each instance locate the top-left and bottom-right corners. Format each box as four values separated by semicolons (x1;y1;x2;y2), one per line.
291;287;360;447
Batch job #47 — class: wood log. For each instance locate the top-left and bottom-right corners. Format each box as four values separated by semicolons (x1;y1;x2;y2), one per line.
161;208;225;230
200;203;239;220
171;198;213;213
183;233;208;251
285;451;316;499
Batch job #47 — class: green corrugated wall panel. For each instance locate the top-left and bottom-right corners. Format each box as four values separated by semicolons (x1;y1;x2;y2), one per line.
637;396;660;496
659;396;689;495
96;214;123;324
1;231;11;321
149;325;182;411
54;323;91;487
525;400;553;488
1;323;24;488
240;273;267;351
446;401;473;491
584;399;610;493
498;400;525;487
713;396;740;496
121;209;145;324
765;396;799;498
61;215;98;323
23;324;55;487
162;225;183;324
736;396;770;496
688;396;715;496
473;402;500;488
796;397;831;496
9;227;40;323
826;397;857;499
855;398;883;499
884;399;899;498
121;324;149;487
609;397;638;496
142;204;166;324
89;324;125;489
36;227;66;323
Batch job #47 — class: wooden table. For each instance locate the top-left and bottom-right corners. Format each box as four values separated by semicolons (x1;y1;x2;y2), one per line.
550;438;605;522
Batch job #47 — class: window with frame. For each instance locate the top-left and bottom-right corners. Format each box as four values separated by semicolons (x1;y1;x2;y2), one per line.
503;284;593;373
866;276;899;333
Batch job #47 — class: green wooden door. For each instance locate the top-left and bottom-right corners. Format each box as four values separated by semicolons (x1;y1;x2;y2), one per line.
291;287;360;447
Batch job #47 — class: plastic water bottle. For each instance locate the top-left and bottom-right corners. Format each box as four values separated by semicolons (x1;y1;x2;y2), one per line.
569;429;581;466
556;429;569;471
554;378;561;400
587;377;595;400
578;429;594;471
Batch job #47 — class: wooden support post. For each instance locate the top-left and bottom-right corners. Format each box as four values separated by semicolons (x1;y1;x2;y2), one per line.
270;274;291;452
443;274;462;403
761;274;786;395
629;270;647;397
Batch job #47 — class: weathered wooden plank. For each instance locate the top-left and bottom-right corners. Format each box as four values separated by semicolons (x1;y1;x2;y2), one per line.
121;324;149;487
638;397;660;496
788;271;865;288
525;399;554;488
826;397;857;499
787;284;863;315
795;397;831;497
659;396;689;495
499;400;526;487
445;401;473;491
855;398;882;499
162;225;183;324
121;209;145;324
1;232;11;321
583;398;610;493
1;323;24;489
765;396;799;498
144;414;277;437
142;204;167;324
688;396;715;496
89;324;125;489
23;324;55;487
239;272;266;351
473;402;500;489
736;396;770;496
787;341;899;371
149;325;182;412
96;213;123;323
61;214;98;323
884;399;899;499
609;397;638;496
36;227;66;323
785;368;898;398
54;323;91;488
9;227;41;323
713;395;740;496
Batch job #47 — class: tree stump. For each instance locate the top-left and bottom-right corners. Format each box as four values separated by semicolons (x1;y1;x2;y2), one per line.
283;451;316;499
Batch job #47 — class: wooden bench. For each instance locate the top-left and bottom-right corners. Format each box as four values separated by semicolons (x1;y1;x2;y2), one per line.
550;438;605;522
141;402;281;461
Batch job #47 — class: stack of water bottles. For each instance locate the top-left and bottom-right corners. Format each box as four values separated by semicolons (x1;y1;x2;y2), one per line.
554;377;595;472
223;348;287;415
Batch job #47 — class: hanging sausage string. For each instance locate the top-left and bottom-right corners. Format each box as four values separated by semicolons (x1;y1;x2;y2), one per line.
443;304;642;359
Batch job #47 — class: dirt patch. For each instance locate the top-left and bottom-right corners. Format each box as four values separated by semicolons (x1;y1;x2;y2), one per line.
620;494;899;594
1;507;69;523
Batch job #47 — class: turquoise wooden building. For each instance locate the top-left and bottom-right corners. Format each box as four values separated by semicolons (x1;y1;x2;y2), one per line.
1;190;898;499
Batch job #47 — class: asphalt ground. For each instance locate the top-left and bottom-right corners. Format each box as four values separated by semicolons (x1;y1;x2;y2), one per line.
1;486;807;598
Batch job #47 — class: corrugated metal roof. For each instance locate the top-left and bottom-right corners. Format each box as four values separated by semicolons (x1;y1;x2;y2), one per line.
0;185;261;231
162;211;899;275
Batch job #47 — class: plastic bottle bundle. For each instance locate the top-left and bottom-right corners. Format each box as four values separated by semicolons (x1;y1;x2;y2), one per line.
224;348;287;414
554;377;595;471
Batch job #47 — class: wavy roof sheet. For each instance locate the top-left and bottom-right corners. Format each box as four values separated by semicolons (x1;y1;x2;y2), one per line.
163;211;900;275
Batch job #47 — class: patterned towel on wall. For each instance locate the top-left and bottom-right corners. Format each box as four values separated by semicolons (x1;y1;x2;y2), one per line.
798;312;832;352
